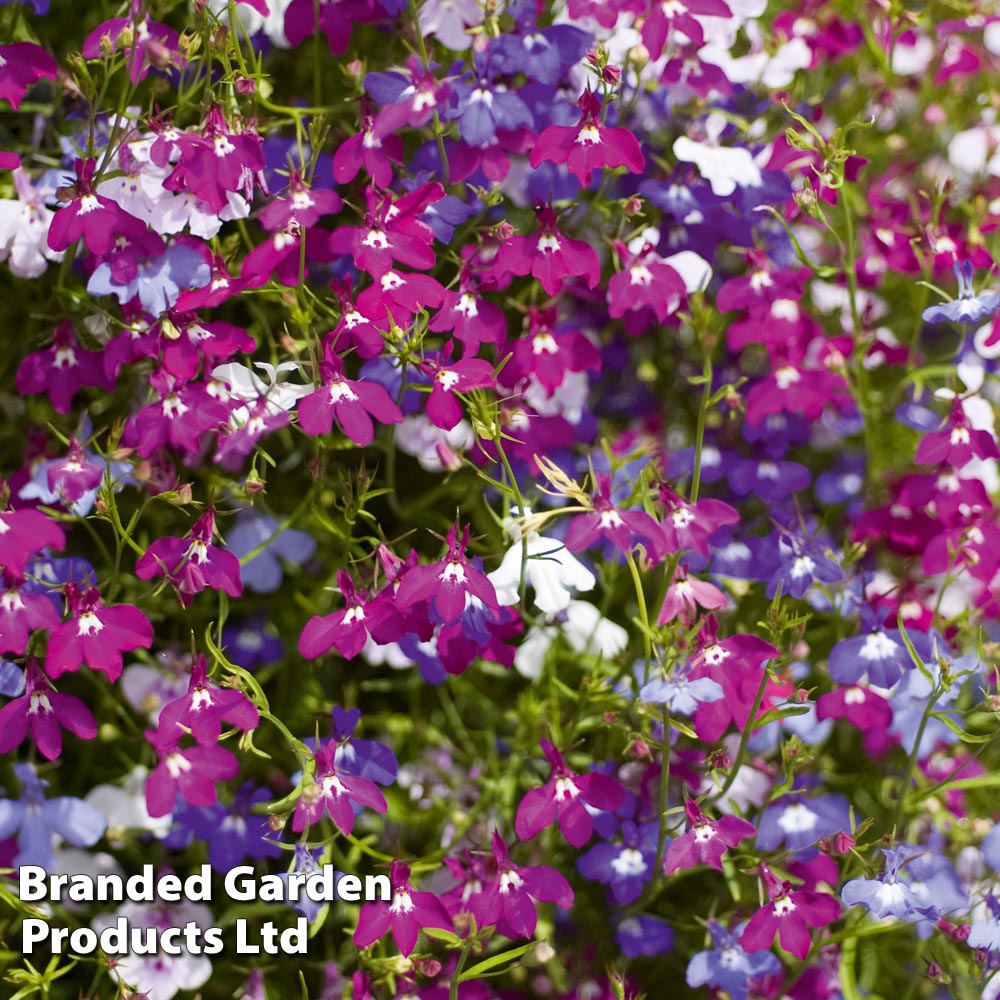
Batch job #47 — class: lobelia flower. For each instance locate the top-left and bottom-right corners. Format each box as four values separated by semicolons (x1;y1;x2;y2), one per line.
224;509;316;594
415;350;495;431
0;42;58;109
638;667;724;716
827;604;932;688
135;509;243;607
353;860;453;956
673;113;763;198
923;260;1000;325
515;739;626;848
531;90;643;186
489;203;601;296
47;158;147;255
334;99;404;187
755;793;851;853
686;919;782;1000
607;240;688;323
662;798;756;875
450;55;533;147
616;913;675;958
0;762;106;870
284;0;389;55
293;742;387;835
395;523;501;626
577;820;659;904
0;569;60;655
842;847;936;921
298;352;403;446
144;723;240;818
16;321;115;415
766;531;844;600
0;658;96;760
564;486;663;560
0;167;64;277
300;570;393;659
513;599;626;680
740;862;841;959
816;683;893;732
469;830;574;939
502;307;601;394
155;654;259;745
46;583;153;682
657;565;728;625
0;507;65;575
177;783;281;872
916;397;1000;468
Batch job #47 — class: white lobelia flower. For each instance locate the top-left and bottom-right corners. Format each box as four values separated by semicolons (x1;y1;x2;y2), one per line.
488;509;597;615
672;113;763;198
514;599;628;680
212;360;313;424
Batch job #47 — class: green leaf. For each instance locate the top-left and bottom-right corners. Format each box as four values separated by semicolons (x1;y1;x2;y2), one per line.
459;943;536;982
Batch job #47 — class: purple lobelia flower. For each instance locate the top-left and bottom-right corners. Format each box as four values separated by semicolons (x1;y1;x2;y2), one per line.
686;919;781;1000
827;605;932;688
469;830;574;940
279;845;327;922
577;820;659;904
740;862;841;959
450;54;533;147
353;860;453;956
766;531;844;600
329;706;399;787
616;914;675;958
662;798;756;875
0;762;105;869
841;847;936;921
515;738;626;848
225;509;317;594
922;260;1000;325
0;658;96;760
755;793;852;854
180;783;282;872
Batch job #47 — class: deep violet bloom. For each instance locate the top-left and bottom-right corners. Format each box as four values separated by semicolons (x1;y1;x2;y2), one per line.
662;798;756;874
0;658;96;760
468;830;574;940
515;739;626;848
180;784;282;872
740;862;841;959
577;820;659;903
0;763;105;870
225;510;317;594
827;606;933;688
687;919;781;1000
353;860;453;956
616;914;675;958
450;58;533;147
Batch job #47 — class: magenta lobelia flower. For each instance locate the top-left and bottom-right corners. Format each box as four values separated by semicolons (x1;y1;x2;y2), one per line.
135;509;243;607
662;798;756;875
416;350;495;431
299;570;392;659
739;862;841;959
47;158;147;255
45;438;105;504
394;523;500;626
0;658;97;760
353;860;453;956
564;478;663;559
0;42;58;110
45;583;154;682
0;507;64;575
0;569;61;655
531;90;645;186
144;725;240;818
515;739;626;848
469;830;574;940
297;352;403;446
334;99;404;187
155;655;258;746
292;742;388;835
489;204;601;296
16;321;115;415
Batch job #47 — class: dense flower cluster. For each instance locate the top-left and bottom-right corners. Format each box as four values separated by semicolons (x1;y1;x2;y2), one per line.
4;0;1000;998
